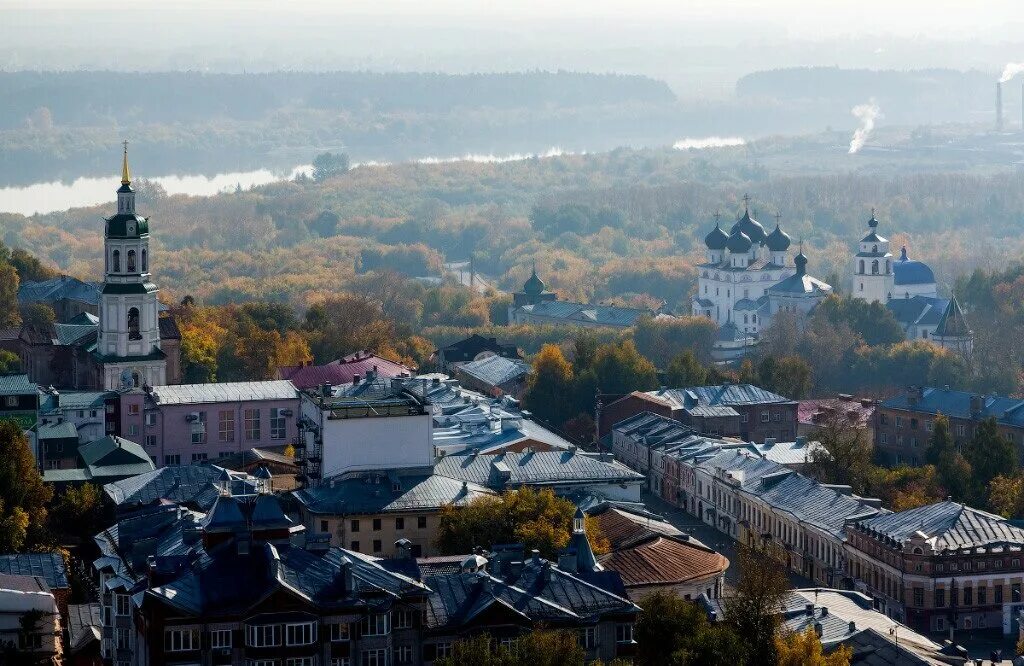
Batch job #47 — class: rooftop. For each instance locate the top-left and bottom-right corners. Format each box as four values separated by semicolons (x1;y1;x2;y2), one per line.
0;552;68;591
294;472;494;516
148;380;297;406
454;355;531;388
644;384;794;410
518;300;658;328
104;464;257;512
0;373;37;395
599;535;728;589
881;386;1024;427
856;500;1024;551
435;449;643;491
279;352;413;390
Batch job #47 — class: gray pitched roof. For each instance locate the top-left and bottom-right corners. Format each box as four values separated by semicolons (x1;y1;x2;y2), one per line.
856;500;1024;551
0;553;68;590
67;603;103;653
149;380;297;406
518;300;654;327
104;464;256;511
646;384;794;409
37;421;78;440
881;386;1024;427
456;355;530;388
18;276;100;306
0;374;37;395
434;450;643;490
294;473;494;516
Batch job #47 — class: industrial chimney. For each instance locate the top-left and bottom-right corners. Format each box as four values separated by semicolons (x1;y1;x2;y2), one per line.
997;81;1004;131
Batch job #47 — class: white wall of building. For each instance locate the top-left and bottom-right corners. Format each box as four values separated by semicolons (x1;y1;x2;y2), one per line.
320;413;434;479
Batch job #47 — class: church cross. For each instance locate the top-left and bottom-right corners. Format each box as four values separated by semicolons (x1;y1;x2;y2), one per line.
742;193;751;210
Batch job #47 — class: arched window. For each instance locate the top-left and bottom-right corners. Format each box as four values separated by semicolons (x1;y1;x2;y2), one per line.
112;249;120;273
885;259;890;274
871;260;879;274
127;249;136;273
132;372;140;388
141;248;148;272
873;244;878;253
752;314;757;323
858;259;865;274
128;307;141;340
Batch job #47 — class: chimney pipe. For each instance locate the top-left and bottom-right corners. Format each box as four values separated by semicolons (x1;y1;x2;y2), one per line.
997;81;1004;131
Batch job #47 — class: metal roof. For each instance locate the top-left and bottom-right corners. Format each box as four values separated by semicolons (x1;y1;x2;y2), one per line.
0;553;68;590
455;355;530;388
0;374;37;395
857;500;1024;551
647;383;793;409
295;473;494;515
17;276;100;306
434;450;643;490
37;421;78;440
104;464;256;511
67;603;103;653
47;391;115;411
53;322;98;346
881;386;1024;427
518;300;653;327
149;380;297;405
599;536;728;588
279;352;412;390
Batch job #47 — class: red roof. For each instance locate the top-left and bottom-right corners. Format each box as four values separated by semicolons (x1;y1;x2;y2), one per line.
798;397;877;428
278;351;413;390
599;536;728;588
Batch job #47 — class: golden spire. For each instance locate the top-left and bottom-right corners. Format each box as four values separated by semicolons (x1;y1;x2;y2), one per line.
121;140;131;185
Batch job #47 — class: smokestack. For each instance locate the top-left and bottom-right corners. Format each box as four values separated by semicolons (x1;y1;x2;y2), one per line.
997;81;1004;131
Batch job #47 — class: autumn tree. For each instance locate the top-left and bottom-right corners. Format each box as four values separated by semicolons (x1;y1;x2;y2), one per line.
635;590;745;666
632;315;717;366
0;420;52;551
48;484;110;542
775;627;851;666
725;540;789;665
18;304;55;329
806;406;874;494
435;629;585;666
0;263;20;329
865;465;945;512
757;356;812;399
987;474;1024;518
590;340;658;396
523;345;575;426
0;351;20;374
435;487;607;560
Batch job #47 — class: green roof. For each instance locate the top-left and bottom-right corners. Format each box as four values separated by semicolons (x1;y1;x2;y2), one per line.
90;348;166;363
104;213;149;238
37;421;79;440
0;374;37;395
79;436;149;467
101;282;158;296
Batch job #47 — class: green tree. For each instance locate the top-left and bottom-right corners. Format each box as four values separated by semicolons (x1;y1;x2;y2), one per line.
591;340;658;395
758;356;812;399
435;487;607;560
48;484;110;542
807;407;874;494
0;420;52;551
635;591;745;666
9;249;57;283
665;350;709;388
18;304;54;329
0;263;20;329
632;316;718;366
928;414;977;503
524;345;576;426
311;152;351;182
725;540;789;665
0;351;21;374
925;414;955;467
964;417;1018;494
436;629;585;666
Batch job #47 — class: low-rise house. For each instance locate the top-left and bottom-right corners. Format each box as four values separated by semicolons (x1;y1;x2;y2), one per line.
874;385;1024;466
846;500;1024;636
0;553;70;622
434;334;520;373
600;383;798;442
18;275;100;322
103;463;258;515
0;373;40;431
38;389;120;445
450;355;530;398
43;435;155;486
277;350;413;390
67;602;103;666
0;573;62;663
96;485;639;665
294;471;494;557
121;380;299;469
589;504;728;601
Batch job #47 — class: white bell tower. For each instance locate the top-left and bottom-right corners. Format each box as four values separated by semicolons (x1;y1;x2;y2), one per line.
852;210;894;303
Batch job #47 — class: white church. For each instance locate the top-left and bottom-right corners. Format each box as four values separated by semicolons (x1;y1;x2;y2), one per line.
692;200;832;360
693;203;972;360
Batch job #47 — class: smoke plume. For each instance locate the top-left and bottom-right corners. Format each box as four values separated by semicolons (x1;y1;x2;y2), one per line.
848;102;880;154
999;63;1024;83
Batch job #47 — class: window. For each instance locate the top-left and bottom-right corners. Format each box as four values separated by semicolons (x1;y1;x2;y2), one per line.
351;519;360;533
145;412;156;427
395;517;404;530
935;589;945;607
912;586;923;607
211;629;232;648
616;623;635;644
20;632;43;650
581;626;597;649
1013;583;1021;602
245;408;260;440
963;586;972;605
394;645;413;664
331;660;351;666
996;586;1004;604
127;249;137;272
320;520;330;533
772;411;781;422
128;307;141;340
373;518;382;531
115;593;130;616
741;412;749;423
112;249;121;272
935;617;945;632
116;628;130;649
373;539;382;553
270;408;287;440
417;516;427;529
880;433;888;445
435;642;453;659
164;629;198;652
191;453;207;463
760;411;769;423
128;403;140;415
956;424;966;437
285;622;316;646
361;649;389;666
246;624;282;647
219;410;235;442
979;587;987;605
329;622;350;642
394;609;413;630
361;613;391;636
164;454;181;466
880;413;888;425
895;416;903;429
287;659;316;666
351;541;360;552
128;424;138;436
248;661;278;666
141;248;148;272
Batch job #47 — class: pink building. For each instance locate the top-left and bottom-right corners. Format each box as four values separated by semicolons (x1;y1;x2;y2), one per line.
120;381;299;467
